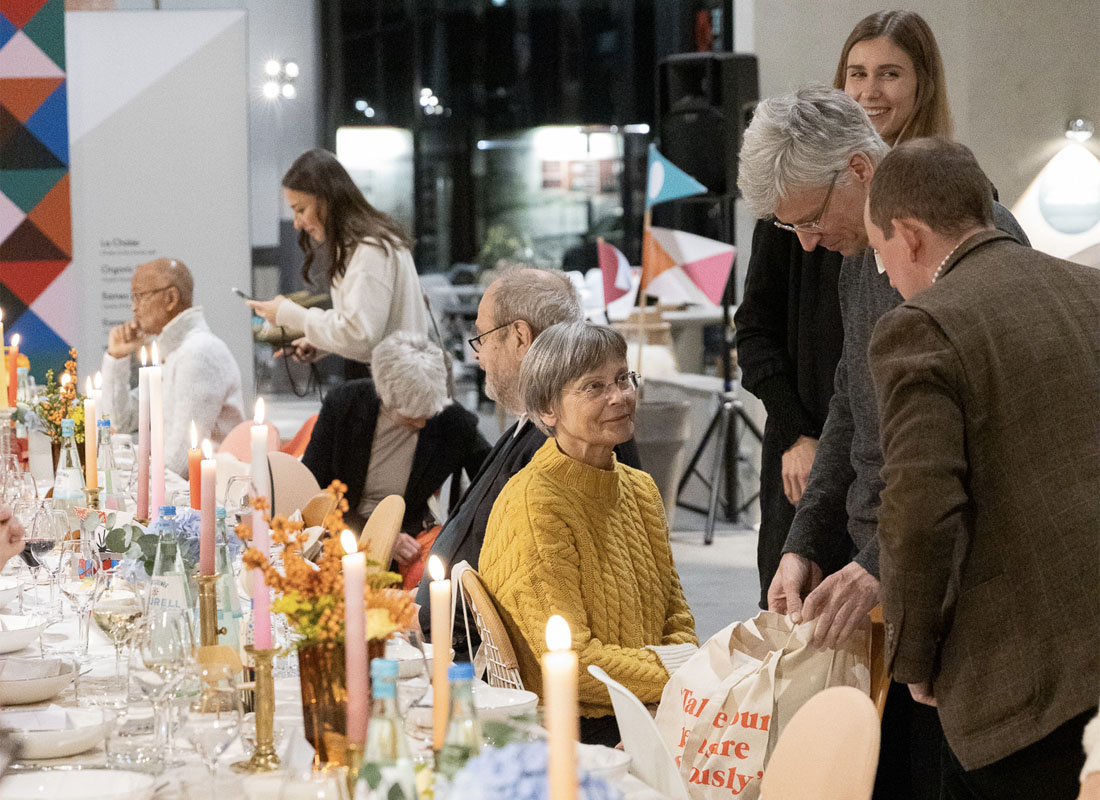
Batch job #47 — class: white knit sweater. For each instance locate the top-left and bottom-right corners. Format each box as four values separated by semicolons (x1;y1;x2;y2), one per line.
100;307;245;476
275;238;429;363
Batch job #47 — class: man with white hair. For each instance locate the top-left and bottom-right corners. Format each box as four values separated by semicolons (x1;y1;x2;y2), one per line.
736;85;1028;796
303;332;491;565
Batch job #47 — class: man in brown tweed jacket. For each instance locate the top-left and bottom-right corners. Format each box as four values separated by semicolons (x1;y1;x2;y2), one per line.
865;138;1100;799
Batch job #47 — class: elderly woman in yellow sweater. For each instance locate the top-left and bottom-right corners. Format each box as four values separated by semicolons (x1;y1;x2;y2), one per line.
481;321;698;747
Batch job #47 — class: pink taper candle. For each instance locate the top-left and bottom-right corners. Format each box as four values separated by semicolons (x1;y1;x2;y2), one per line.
543;615;578;800
136;346;150;520
250;398;272;650
341;530;368;745
83;377;97;491
8;333;19;407
199;440;216;576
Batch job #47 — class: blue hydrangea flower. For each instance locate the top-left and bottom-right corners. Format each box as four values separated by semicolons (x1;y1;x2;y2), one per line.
449;742;622;800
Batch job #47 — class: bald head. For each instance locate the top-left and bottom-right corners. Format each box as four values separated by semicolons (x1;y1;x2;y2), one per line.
131;257;193;334
490;267;582;337
136;258;194;307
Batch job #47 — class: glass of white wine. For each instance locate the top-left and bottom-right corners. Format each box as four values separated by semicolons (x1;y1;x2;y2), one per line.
94;568;145;692
58;538;108;658
130;611;192;754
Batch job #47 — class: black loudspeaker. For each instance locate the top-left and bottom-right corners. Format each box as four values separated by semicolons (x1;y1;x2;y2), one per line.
657;52;759;197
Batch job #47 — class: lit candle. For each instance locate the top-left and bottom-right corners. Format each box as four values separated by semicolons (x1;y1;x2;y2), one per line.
187;421;201;510
7;333;19;407
250;398;272;650
136;346;150;520
341;529;368;745
148;341;164;516
83;377;97;491
199;440;216;576
543;615;578;800
0;309;8;411
427;554;451;751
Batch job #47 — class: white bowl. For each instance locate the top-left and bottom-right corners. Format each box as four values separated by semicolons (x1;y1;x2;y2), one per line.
0;577;20;607
383;639;454;678
0;615;47;654
577;742;632;780
0;769;156;800
408;679;539;727
0;660;76;705
10;708;109;759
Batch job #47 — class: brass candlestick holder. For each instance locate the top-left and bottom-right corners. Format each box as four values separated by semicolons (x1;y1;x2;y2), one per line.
345;742;365;796
232;646;281;773
197;574;226;647
83;488;100;510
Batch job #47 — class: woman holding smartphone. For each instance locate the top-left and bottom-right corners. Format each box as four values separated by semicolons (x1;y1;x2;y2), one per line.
248;149;428;375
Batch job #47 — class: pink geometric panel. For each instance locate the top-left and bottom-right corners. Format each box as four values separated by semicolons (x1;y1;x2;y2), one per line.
0;30;63;78
0;192;26;242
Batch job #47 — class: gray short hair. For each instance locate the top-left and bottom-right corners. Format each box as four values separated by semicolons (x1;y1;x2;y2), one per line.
492;267;582;336
737;85;889;218
521;322;627;435
371;332;449;418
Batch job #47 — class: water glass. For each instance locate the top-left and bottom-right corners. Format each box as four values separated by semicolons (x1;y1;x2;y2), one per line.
104;700;166;775
177;661;243;777
93;569;145;691
57;538;108;657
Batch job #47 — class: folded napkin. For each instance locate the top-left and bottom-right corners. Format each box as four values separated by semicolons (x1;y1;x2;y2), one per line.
0;703;72;731
0;657;62;681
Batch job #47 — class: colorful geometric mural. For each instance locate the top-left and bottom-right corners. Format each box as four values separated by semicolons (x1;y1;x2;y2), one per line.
0;0;71;382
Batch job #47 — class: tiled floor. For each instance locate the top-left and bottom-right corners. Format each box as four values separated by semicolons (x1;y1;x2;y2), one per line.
267;392;764;644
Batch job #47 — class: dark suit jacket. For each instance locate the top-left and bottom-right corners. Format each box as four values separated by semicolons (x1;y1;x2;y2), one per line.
416;420;641;634
869;230;1100;769
302;379;491;533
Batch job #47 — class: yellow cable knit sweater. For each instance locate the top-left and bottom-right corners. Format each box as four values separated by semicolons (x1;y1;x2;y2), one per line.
482;438;698;718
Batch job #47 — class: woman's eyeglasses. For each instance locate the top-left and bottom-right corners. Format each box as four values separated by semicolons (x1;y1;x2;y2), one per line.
572;371;639;402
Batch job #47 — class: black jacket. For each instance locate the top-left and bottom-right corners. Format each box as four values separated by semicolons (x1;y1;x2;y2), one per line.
416;420;641;636
302;379;491;533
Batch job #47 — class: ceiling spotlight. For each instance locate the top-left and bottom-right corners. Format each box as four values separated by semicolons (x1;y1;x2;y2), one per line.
1066;118;1096;142
284;61;300;79
365;107;375;118
264;59;281;77
281;83;297;100
420;88;432;98
262;81;280;99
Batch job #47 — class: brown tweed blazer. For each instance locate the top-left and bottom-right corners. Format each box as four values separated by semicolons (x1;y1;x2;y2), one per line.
869;230;1100;770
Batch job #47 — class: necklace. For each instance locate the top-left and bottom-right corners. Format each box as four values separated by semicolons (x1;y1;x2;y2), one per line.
931;242;964;284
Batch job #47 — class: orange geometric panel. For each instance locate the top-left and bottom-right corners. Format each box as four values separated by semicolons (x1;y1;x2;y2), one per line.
26;171;69;255
640;227;677;290
3;0;50;30
0;258;68;307
0;77;62;122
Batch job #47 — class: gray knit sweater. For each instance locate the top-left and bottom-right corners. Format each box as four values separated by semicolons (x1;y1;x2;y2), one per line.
782;203;1029;578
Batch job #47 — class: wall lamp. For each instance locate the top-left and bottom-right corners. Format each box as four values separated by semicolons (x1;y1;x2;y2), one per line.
263;59;299;100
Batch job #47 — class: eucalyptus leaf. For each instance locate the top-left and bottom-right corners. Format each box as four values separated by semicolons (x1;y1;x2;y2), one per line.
362;762;382;790
387;784;408;800
103;529;129;554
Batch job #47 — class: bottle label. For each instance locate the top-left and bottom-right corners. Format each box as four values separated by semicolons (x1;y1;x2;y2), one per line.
148;575;189;612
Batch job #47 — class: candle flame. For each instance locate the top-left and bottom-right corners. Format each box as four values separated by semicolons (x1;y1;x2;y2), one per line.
85;376;93;395
340;529;358;556
151;341;159;365
9;333;18;348
94;372;102;390
545;614;571;651
202;439;214;459
254;397;265;425
140;345;148;367
60;373;71;387
428;554;446;582
190;420;198;449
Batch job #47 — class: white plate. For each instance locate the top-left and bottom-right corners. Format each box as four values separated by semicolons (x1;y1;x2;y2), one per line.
0;769;156;800
578;742;632;780
0;660;76;705
383;639;454;678
0;616;47;654
0;576;20;607
9;708;109;759
407;678;539;727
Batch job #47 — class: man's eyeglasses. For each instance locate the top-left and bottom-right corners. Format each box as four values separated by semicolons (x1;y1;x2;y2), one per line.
572;371;640;402
467;321;513;354
130;286;172;303
773;170;841;234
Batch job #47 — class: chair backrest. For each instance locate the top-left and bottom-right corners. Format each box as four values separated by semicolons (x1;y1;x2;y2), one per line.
218;419;280;462
301;491;339;529
456;565;524;691
281;414;319;458
358;495;404;569
869;605;890;718
760;686;880;800
268;451;321;519
586;665;690;800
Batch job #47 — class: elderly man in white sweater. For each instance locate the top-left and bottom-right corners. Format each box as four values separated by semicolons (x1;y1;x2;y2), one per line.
101;258;245;477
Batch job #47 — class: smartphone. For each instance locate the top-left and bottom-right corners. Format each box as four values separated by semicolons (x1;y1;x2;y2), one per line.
231;287;254;301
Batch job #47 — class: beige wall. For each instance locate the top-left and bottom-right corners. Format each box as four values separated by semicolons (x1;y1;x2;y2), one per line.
750;0;1100;205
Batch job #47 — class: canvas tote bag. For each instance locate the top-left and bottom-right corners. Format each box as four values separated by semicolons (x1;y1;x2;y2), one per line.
654;611;871;799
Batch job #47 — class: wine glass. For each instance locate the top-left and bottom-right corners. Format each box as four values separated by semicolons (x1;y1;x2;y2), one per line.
131;610;192;750
93;568;145;691
12;499;48;610
178;662;243;782
58;538;108;658
390;629;431;716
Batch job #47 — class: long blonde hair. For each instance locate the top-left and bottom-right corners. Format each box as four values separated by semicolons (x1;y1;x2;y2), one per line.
833;10;953;143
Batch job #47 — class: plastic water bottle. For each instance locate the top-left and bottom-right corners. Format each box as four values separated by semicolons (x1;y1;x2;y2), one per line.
53;418;85;511
357;658;417;800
